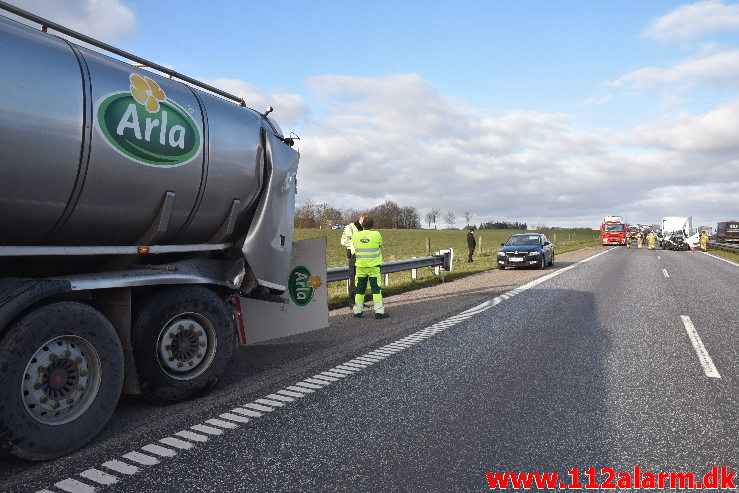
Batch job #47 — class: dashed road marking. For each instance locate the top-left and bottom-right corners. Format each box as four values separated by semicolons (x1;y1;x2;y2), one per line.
206;418;239;429
663;268;670;278
142;444;177;458
191;424;223;435
231;407;263;418
160;437;194;450
79;468;119;485
175;430;208;442
680;315;721;379
255;397;285;407
102;460;140;475
55;478;96;493
122;451;159;466
242;402;275;412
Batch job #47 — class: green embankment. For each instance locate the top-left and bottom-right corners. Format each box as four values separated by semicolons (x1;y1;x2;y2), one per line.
707;249;739;263
294;228;601;308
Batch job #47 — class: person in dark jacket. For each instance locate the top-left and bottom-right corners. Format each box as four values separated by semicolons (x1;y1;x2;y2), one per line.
467;227;476;262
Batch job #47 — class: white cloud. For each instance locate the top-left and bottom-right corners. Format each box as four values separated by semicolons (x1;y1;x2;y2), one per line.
292;73;738;228
643;0;739;42
206;78;310;126
6;0;136;42
610;49;739;91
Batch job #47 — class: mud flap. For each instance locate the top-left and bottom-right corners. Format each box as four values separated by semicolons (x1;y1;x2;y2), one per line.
237;237;328;345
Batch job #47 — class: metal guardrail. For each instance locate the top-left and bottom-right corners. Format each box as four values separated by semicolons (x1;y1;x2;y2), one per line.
707;241;739;253
327;250;453;283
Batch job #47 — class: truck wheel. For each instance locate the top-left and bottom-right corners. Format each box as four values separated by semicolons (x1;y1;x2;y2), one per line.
131;287;235;405
0;302;124;460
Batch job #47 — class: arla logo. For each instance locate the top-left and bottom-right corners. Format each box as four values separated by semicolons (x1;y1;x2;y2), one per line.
95;74;202;166
288;266;322;307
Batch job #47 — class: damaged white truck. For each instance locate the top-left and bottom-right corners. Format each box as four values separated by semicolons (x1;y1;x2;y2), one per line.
0;2;313;460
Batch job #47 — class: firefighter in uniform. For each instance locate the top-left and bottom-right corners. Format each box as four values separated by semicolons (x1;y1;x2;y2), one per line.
341;215;365;303
626;231;632;248
647;231;657;250
351;215;386;319
637;231;644;249
700;231;709;251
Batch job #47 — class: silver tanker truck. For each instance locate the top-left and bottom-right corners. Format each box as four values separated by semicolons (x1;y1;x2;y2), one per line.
0;3;301;460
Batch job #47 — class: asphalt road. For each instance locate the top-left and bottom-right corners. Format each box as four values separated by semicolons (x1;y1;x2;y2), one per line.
2;246;738;492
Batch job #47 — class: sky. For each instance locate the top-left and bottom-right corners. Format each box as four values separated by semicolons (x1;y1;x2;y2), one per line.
5;0;739;229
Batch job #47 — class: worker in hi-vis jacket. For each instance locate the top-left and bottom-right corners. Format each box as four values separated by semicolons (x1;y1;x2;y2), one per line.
351;215;387;319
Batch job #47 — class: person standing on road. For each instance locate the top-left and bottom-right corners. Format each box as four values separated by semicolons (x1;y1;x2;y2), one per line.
467;227;476;262
700;231;709;251
351;215;386;319
341;214;365;304
637;231;644;249
647;231;657;250
626;231;632;249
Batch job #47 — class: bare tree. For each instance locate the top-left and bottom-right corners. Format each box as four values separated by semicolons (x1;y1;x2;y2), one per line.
463;211;472;227
444;210;456;229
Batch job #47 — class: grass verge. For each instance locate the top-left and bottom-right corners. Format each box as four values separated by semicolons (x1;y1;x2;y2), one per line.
294;228;601;309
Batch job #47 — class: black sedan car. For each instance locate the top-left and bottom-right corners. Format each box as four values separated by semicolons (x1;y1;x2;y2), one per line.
497;233;554;270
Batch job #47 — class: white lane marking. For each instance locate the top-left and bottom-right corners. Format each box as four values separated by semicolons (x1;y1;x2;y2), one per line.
231;407;263;418
680;315;721;379
265;393;295;402
663;268;669;278
206;418;239;429
304;378;333;386
160;437;194;450
141;444;177;458
658;255;661;260
102;460;140;475
277;389;305;398
79;469;118;486
255;398;285;407
703;251;739;267
311;374;339;382
220;412;251;423
329;367;354;374
292;381;324;389
287;384;316;393
320;371;347;379
55;478;95;493
122;451;159;466
191;424;224;435
36;490;57;493
175;430;209;442
243;402;276;412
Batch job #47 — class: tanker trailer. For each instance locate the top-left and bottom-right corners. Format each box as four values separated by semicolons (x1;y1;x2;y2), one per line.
0;2;299;460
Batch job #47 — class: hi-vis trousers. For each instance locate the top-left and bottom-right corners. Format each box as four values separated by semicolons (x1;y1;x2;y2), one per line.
353;266;384;315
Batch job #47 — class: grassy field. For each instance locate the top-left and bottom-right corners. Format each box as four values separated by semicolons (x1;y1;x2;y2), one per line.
295;228;601;307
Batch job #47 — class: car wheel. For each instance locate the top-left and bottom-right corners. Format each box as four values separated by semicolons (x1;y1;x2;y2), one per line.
549;253;555;266
132;286;235;405
498;264;506;270
539;255;546;269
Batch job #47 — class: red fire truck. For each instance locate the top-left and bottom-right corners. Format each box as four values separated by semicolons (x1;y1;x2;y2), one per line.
600;216;629;245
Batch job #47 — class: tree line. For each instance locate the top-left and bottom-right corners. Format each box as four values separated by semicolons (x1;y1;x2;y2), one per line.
295;200;421;229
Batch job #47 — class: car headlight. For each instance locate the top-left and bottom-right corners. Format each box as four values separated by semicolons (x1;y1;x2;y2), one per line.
527;251;540;256
497;252;505;256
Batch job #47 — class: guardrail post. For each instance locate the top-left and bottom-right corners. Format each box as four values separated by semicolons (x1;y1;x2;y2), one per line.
411;257;417;280
384;273;390;286
479;235;483;254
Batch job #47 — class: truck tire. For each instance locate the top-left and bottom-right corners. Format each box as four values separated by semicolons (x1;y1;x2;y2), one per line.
131;286;235;405
0;302;124;460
